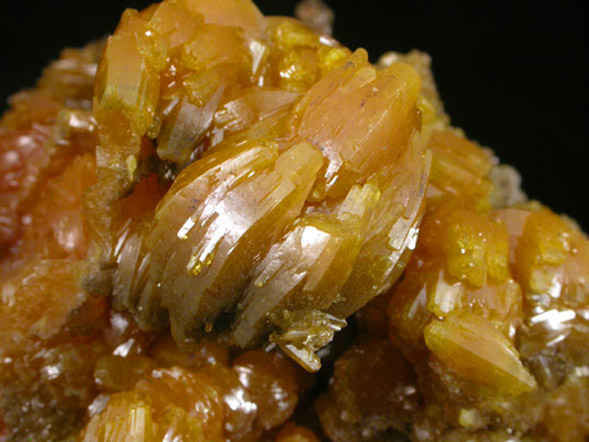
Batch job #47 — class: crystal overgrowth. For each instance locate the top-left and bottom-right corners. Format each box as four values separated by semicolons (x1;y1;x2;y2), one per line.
0;0;588;441
85;0;428;371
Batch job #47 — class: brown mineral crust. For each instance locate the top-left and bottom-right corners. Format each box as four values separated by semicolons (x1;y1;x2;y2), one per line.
315;337;419;441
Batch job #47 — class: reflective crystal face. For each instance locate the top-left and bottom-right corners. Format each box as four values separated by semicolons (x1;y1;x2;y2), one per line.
86;0;427;372
1;1;588;441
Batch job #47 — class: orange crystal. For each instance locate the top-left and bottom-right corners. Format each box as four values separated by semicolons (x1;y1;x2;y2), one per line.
82;0;428;371
0;0;588;441
318;64;589;439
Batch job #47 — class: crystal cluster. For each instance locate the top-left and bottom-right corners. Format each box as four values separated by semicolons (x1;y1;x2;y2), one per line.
84;0;428;372
0;0;588;441
316;54;589;442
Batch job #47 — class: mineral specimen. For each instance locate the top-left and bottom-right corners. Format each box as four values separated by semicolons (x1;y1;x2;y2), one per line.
85;0;427;372
316;53;589;442
0;0;587;441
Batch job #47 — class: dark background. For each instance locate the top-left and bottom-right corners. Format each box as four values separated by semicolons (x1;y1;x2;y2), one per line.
1;0;587;229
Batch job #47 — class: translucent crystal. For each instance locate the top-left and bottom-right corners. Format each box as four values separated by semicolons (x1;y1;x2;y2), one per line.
1;0;588;440
424;312;537;396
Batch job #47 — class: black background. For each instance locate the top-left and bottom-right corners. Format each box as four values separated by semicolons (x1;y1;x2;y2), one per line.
1;0;587;229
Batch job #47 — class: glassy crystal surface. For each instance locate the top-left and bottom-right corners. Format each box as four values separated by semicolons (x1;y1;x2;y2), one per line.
0;1;588;441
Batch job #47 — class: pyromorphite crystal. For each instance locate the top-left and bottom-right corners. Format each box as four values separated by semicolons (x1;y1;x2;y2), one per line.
1;0;588;441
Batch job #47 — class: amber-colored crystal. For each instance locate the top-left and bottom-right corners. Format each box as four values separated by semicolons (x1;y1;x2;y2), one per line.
78;0;428;371
80;347;307;442
1;0;588;441
318;62;589;440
